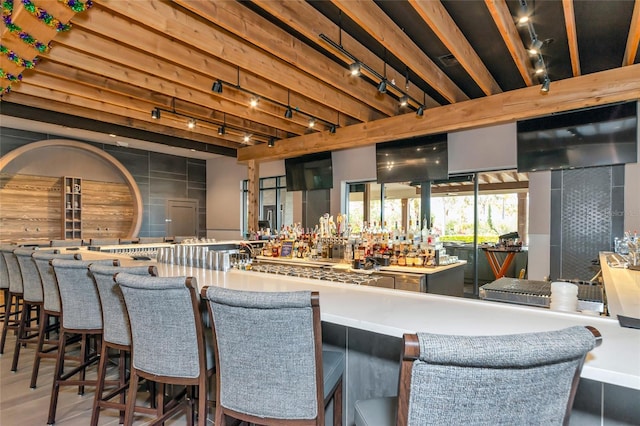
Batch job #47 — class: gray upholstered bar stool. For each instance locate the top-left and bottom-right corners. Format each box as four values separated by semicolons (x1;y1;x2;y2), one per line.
11;248;45;372
203;286;344;426
48;258;120;425
0;247;24;355
354;326;602;426
30;251;80;389
89;263;159;426
117;273;214;426
0;245;11;321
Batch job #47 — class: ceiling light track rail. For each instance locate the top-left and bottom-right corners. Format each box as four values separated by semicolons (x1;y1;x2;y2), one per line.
319;33;426;116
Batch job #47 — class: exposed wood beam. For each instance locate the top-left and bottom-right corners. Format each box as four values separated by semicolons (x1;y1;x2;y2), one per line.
623;0;640;66
40;44;306;136
562;0;581;76
173;0;400;117
4;93;237;155
237;64;640;163
93;0;384;124
484;0;534;86
71;4;343;126
408;0;502;96
431;181;529;195
250;0;439;109
330;0;469;104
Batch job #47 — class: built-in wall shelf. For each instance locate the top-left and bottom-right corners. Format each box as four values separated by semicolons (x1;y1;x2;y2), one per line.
62;176;82;240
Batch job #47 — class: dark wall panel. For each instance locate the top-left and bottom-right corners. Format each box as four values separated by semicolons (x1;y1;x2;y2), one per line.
0;127;206;238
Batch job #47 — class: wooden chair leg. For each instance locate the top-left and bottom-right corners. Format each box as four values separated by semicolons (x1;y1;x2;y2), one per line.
124;370;140;426
198;380;207;426
30;311;49;388
48;330;67;425
10;300;29;371
333;377;343;426
0;293;19;354
78;333;88;395
90;341;110;426
119;349;127;424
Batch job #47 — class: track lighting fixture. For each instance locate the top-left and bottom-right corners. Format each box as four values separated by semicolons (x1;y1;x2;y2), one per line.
416;105;425;117
540;76;550;93
249;97;259;108
399;95;409;107
284;107;293;119
211;80;223;93
528;39;543;55
243;134;251;143
268;137;275;147
308;118;316;128
151;107;161;119
218;125;226;136
377;79;387;94
349;62;361;76
187;118;196;129
329;124;336;134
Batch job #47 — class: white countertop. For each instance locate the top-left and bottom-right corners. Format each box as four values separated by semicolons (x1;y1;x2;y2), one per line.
149;263;640;391
600;252;640;319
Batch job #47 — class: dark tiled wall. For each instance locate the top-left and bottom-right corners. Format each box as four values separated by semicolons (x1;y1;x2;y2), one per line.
0;127;206;238
550;166;624;281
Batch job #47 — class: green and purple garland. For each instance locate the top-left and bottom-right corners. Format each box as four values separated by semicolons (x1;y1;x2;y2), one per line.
0;44;37;69
21;0;72;32
1;1;50;53
0;68;23;82
58;0;93;13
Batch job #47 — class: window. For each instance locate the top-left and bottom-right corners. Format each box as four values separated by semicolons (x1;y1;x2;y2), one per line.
241;176;292;236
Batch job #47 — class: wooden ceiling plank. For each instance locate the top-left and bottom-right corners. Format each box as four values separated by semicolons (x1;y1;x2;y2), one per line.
623;0;640;66
92;0;382;124
237;63;640;162
16;78;242;147
484;0;534;86
408;0;502;96
174;0;400;117
331;0;469;104
40;43;308;136
5;91;240;148
250;0;439;109
562;0;581;76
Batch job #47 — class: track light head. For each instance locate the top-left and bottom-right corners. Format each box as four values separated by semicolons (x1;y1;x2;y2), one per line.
151;108;161;119
249;97;259;108
243;134;251;143
349;62;361;76
540;76;551;94
399;95;409;107
377;79;387;94
528;39;543;55
308;118;316;128
284;107;293;119
268;137;275;148
329;124;337;134
416;105;425;117
211;80;223;93
218;125;226;136
187;119;196;129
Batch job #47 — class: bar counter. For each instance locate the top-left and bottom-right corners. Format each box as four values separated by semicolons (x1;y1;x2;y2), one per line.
68;247;640;390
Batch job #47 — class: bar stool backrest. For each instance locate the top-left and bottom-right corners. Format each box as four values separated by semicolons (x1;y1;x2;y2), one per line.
32;252;80;313
50;239;84;247
205;286;322;421
397;326;601;426
0;245;12;290
89;238;120;246
89;264;157;346
1;247;23;294
137;237;164;244
117;273;205;379
51;258;119;331
14;248;43;303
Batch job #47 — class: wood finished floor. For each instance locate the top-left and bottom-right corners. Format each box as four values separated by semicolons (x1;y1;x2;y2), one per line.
0;328;211;425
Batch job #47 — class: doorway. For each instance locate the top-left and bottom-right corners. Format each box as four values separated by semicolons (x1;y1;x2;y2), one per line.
166;198;199;238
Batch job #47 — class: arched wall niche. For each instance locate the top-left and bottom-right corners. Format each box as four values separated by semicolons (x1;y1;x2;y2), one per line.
0;140;143;240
